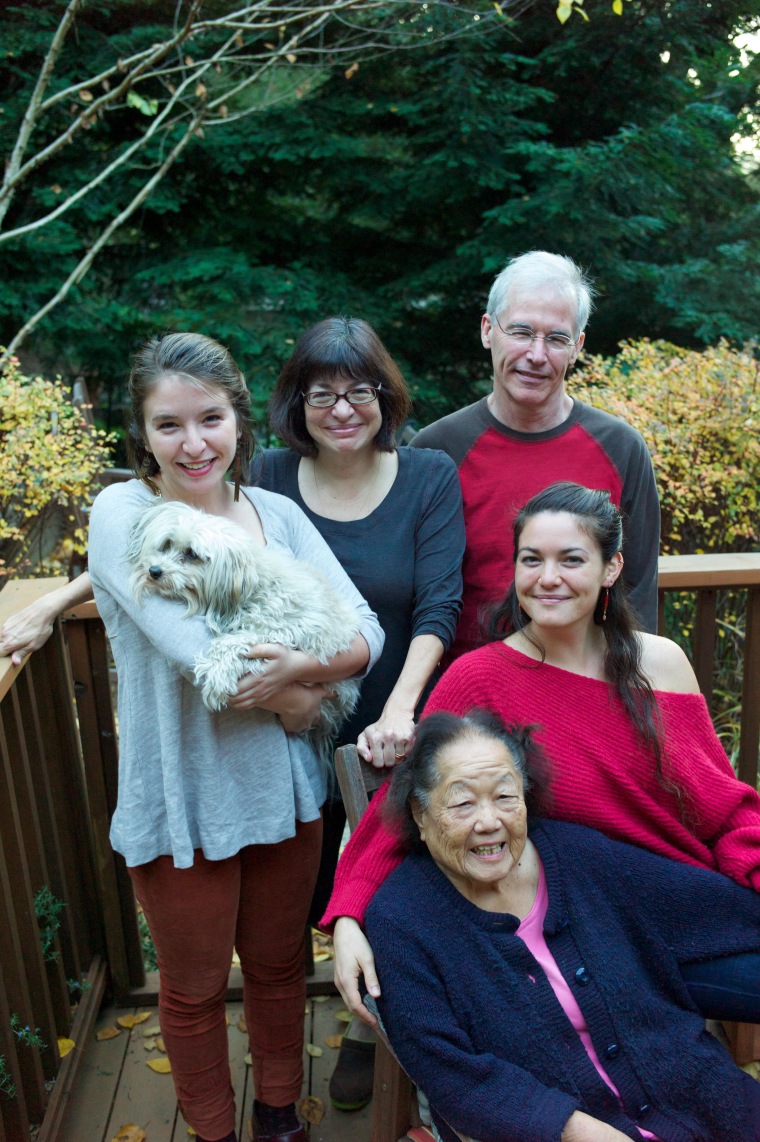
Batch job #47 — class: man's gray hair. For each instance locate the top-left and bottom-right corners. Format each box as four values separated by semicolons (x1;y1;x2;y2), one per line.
486;251;595;338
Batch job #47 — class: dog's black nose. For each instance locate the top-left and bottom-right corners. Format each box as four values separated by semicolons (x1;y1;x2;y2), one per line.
149;566;163;581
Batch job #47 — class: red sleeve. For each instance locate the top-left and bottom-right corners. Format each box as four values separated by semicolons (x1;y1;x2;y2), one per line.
661;693;760;891
319;781;405;930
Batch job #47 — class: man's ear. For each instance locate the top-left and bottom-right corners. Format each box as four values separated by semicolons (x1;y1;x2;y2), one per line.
481;313;494;350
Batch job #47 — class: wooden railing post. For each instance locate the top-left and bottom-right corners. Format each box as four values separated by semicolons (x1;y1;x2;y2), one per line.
739;585;760;788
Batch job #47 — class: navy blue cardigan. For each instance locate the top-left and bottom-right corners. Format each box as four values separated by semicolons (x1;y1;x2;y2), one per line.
365;819;760;1142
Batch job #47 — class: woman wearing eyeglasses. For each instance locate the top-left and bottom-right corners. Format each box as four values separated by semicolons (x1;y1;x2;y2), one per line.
251;317;464;1113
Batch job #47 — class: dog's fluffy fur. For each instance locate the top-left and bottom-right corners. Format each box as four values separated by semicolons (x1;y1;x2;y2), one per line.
127;500;361;750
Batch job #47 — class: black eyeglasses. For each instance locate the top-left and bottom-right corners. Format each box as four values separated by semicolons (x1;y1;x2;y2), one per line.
304;386;381;408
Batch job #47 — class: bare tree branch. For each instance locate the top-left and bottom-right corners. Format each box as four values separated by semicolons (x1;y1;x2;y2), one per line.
1;0;526;355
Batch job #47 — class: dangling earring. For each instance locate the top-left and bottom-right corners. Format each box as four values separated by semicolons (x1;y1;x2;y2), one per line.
602;587;610;623
232;441;243;503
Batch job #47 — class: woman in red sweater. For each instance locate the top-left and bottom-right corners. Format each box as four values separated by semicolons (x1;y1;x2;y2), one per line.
324;482;760;1027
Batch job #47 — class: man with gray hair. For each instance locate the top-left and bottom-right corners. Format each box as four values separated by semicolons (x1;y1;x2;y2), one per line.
411;250;659;657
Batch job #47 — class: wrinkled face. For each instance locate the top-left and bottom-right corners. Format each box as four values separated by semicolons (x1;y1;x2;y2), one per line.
413;734;528;899
142;375;239;501
514;511;623;632
303;374;383;455
481;288;583;424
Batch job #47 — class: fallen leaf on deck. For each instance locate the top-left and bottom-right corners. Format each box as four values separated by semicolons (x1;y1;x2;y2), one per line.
306;1043;323;1057
232;952;241;966
147;1057;172;1073
244;1051;252;1065
96;1026;122;1041
741;1060;760;1080
335;1009;352;1023
143;1038;156;1051
312;995;328;1003
237;1015;247;1033
188;1129;197;1137
225;1014;230;1026
299;1096;324;1125
118;1012;151;1029
156;1037;166;1052
58;1037;75;1057
142;1024;161;1037
313;951;333;962
112;1127;146;1142
324;1034;343;1049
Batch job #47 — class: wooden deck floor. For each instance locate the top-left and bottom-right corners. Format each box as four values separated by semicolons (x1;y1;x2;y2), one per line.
59;992;372;1142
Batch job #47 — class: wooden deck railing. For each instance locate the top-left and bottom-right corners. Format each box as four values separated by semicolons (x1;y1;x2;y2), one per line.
658;553;760;787
0;555;758;1139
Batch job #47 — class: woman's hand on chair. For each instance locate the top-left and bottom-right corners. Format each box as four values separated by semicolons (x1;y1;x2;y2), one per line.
333;916;380;1028
357;706;415;768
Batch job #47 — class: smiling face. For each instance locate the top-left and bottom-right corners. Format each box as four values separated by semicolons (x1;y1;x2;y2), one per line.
481;288;583;429
142;374;239;504
303;375;383;456
514;510;623;632
412;734;529;900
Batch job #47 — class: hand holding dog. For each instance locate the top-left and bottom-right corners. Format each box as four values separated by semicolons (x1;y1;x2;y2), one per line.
231;643;316;705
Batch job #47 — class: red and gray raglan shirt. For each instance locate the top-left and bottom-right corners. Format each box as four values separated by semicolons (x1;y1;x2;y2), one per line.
411;396;660;658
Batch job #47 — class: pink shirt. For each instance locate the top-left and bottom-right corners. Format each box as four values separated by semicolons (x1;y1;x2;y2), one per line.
517;861;660;1141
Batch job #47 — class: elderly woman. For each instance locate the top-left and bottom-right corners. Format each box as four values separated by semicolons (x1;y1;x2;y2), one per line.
365;710;760;1142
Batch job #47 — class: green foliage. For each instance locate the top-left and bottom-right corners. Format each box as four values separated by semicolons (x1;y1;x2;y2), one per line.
0;1054;14;1100
0;354;114;577
138;908;158;973
10;1015;45;1052
571;340;760;555
34;885;66;964
2;0;758;422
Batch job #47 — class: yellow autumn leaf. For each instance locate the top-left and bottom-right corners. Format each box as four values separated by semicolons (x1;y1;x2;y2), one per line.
299;1096;324;1125
142;1024;161;1037
147;1057;172;1073
156;1037;166;1052
313;950;333;962
306;1044;323;1057
111;1127;146;1142
324;1034;343;1049
188;1129;197;1137
335;1009;352;1023
244;1051;252;1065
118;1012;151;1029
96;1026;121;1041
612;0;623;11
143;1038;156;1051
58;1037;75;1057
237;1015;247;1033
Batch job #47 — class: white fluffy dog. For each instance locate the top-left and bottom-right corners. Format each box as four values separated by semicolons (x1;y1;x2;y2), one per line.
126;500;361;751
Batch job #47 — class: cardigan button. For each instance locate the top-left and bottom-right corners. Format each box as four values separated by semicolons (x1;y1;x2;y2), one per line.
574;966;590;985
605;1044;620;1059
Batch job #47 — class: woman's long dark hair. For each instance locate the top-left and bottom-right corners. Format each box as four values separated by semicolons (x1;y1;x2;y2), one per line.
487;483;670;790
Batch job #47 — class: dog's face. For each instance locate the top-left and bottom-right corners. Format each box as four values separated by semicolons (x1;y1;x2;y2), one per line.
127;501;259;621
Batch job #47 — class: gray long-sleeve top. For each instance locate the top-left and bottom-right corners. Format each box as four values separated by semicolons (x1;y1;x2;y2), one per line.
88;480;384;868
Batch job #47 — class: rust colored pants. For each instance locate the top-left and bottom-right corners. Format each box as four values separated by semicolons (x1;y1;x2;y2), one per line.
129;818;322;1141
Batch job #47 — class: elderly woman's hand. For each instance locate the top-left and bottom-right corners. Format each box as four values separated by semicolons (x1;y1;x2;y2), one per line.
561;1112;633;1141
333;916;380;1028
357;705;416;768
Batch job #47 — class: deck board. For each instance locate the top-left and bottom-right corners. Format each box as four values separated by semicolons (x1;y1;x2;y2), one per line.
59;995;373;1142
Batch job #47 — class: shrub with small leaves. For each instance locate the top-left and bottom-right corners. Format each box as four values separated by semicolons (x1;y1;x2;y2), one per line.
0;354;114;578
10;1014;45;1052
571;339;759;556
0;1054;14;1100
34;886;65;963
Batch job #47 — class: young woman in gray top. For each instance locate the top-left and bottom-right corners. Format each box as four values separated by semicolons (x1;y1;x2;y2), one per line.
87;333;384;1142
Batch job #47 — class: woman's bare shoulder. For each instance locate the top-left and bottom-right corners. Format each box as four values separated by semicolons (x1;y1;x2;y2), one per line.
637;633;700;694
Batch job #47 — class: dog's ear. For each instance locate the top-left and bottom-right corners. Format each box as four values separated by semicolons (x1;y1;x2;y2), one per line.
203;537;259;630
